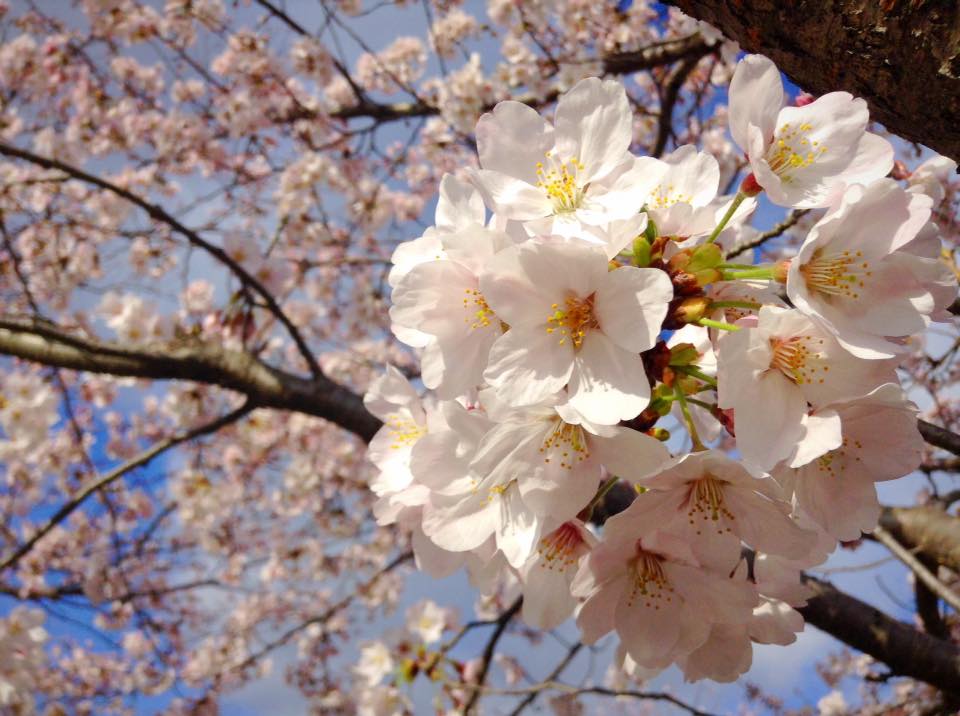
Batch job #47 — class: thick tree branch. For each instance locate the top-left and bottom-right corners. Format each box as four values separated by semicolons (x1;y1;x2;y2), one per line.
669;1;960;160
880;505;960;574
0;316;381;442
0;141;324;379
874;525;960;613
799;577;960;697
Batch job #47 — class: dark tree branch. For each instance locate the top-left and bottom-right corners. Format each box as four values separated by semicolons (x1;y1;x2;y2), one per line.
0;316;381;442
0;401;254;572
799;577;960;697
464;596;523;715
0;141;324;380
668;1;960;160
919;419;960;457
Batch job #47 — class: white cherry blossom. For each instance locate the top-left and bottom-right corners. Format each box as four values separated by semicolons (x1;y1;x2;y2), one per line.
479;240;673;424
728;54;893;208
787;179;957;357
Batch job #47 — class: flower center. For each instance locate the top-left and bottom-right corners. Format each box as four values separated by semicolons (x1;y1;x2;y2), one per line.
385;414;426;449
765;121;827;183
537;522;586;570
538;419;590;470
627;547;674;608
546;294;597;348
536;151;585;214
687;476;735;534
649;182;692;210
799;248;872;300
769;335;828;385
812;435;864;478
461;287;495;330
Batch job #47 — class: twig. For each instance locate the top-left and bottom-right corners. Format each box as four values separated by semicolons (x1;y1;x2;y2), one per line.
0;141;323;380
873;525;960;613
726;209;809;258
508;643;582;716
0;402;253;572
463;596;523;714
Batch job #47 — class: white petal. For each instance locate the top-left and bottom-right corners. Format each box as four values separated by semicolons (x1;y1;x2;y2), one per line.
484;328;574;407
729;55;783;152
595;266;673;353
567;332;651;424
554;77;632;182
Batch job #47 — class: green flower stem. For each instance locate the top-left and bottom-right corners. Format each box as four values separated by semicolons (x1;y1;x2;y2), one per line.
720;266;776;281
697;317;742;332
677;365;718;387
674;384;705;451
709;300;762;310
705;191;747;244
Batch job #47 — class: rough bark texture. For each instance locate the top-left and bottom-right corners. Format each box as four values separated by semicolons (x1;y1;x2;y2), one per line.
881;505;960;573
670;0;960;160
800;577;960;698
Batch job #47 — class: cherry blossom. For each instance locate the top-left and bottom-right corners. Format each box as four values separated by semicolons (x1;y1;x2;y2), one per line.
728;54;894;208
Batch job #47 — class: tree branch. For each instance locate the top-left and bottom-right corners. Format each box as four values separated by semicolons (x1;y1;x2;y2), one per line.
880;505;960;574
316;35;717;123
0;316;381;441
0;141;324;379
919;419;960;457
873;525;960;613
0;402;254;572
799;577;960;697
464;596;523;715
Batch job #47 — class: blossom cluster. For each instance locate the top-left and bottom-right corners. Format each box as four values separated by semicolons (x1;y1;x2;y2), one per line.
367;55;957;683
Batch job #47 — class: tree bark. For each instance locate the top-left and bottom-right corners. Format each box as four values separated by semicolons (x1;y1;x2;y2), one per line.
800;577;960;698
669;0;960;161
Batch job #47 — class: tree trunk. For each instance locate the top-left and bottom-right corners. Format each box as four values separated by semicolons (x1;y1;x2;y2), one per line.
670;0;960;161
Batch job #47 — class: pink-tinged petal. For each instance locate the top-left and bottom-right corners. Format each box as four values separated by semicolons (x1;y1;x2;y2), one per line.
788;409;842;468
389;260;477;339
735;371;807;471
724;486;818;561
791;462;881;541
521;556;578;629
436;174;485;230
554;77;632;182
476;100;554;185
591;427;671;481
484;328;574;407
422;491;498;554
497;485;542;567
586;156;669;221
833;131;895;191
480;241;608;327
749;598;804;645
413;527;465;579
575;574;624;643
595;266;673;353
729;55;783;152
470;169;551;220
615;580;683;669
680;623;753;683
363;366;423;423
567;332;651;425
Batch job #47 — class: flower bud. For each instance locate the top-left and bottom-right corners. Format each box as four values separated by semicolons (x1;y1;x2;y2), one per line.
672;296;711;325
772;259;791;283
668;341;700;367
740;172;763;197
632;235;652;267
648;428;670;442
